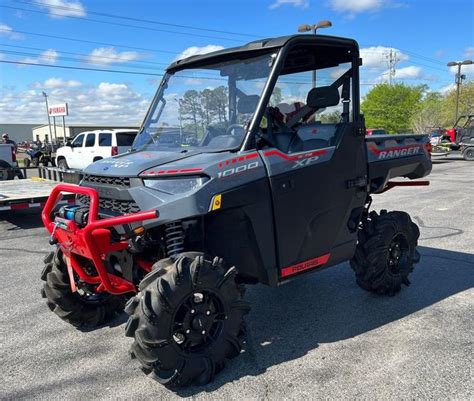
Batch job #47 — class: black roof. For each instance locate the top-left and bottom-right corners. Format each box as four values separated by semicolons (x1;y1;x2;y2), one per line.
167;34;358;72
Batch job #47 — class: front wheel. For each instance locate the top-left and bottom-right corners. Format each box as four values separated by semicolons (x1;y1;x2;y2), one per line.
125;252;250;388
350;210;420;296
57;158;68;170
32;157;39;167
24;158;31;167
463;147;474;161
41;249;127;329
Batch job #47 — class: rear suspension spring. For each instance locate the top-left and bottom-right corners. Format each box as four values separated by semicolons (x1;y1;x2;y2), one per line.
165;221;185;257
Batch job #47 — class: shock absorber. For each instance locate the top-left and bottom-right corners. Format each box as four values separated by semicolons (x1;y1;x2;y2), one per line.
165;221;185;256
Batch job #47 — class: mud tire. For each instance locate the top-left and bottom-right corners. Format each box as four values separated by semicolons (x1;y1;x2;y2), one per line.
350;210;420;296
41;248;126;329
125;252;250;388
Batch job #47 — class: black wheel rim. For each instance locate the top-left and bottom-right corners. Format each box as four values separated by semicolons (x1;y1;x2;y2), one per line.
387;233;409;273
172;290;226;354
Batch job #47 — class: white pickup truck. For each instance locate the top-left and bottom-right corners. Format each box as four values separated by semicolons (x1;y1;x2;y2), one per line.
0;143;19;180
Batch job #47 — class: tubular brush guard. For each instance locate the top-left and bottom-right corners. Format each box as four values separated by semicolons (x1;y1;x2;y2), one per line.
41;184;159;295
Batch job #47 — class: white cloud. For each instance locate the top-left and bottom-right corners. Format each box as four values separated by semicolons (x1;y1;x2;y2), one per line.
360;46;409;70
464;47;474;59
269;0;309;10
32;78;82;89
329;0;385;13
87;47;140;65
35;0;86;18
439;83;456;95
449;64;474;76
19;49;58;66
176;45;225;61
0;23;25;40
39;49;58;64
394;65;423;79
0;81;150;125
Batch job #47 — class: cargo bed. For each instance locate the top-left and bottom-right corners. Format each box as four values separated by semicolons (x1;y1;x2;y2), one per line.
365;134;432;193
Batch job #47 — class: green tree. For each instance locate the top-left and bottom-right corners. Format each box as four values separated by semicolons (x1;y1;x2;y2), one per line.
361;83;425;133
439;81;474;125
179;90;202;135
411;92;444;134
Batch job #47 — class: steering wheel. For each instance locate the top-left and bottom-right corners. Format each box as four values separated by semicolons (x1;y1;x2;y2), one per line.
226;124;245;136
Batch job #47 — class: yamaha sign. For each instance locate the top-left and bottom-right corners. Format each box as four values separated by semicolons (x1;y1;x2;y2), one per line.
48;103;69;117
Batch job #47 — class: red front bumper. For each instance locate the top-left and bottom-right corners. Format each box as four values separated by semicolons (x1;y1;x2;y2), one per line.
42;184;158;295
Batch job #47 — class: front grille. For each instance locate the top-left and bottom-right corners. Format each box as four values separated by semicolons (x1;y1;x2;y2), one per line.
77;194;140;214
82;174;130;187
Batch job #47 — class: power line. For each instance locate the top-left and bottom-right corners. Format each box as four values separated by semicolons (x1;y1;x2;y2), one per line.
0;59;165;76
0;44;171;68
1;5;245;43
15;0;260;39
0;27;179;55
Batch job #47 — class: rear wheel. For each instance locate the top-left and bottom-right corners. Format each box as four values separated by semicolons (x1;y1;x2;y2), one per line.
125;252;250;388
350;210;420;296
41;248;127;329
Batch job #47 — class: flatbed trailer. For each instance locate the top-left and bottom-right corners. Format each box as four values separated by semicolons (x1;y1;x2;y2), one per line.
0;178;75;211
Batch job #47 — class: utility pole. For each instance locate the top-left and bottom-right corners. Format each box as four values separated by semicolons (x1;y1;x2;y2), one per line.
297;20;333;88
42;91;53;143
386;49;400;85
447;60;473;123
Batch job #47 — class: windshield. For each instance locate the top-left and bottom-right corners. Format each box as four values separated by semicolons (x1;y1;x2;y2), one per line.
133;52;275;152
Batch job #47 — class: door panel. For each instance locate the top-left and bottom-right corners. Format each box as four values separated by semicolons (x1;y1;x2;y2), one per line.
260;123;367;272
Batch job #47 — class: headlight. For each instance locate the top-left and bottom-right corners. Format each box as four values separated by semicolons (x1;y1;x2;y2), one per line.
143;176;209;195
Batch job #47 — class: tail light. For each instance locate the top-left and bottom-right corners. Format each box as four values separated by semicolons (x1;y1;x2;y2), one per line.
11;147;16;162
111;146;118;156
425;142;432;158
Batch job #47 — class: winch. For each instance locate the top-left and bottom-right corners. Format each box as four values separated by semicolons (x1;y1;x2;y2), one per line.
56;205;90;227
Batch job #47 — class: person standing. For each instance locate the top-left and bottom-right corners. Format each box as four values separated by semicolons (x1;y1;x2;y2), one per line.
2;133;17;152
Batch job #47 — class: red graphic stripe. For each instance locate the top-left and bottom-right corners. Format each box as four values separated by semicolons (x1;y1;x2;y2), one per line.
140;167;203;176
264;148;327;161
368;143;422;155
10;203;29;210
218;152;259;168
281;253;331;278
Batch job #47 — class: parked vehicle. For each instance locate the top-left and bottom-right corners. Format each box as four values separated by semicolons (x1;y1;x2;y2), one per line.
447;115;474;160
366;128;387;136
0;143;22;180
24;145;55;167
55;129;138;170
41;34;432;388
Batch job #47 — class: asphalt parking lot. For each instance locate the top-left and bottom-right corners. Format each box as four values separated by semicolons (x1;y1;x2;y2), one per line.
1;157;473;400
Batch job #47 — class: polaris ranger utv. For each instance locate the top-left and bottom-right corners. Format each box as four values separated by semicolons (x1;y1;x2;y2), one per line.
41;34;432;388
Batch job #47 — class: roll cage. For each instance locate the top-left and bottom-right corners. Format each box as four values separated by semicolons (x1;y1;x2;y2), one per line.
139;35;361;153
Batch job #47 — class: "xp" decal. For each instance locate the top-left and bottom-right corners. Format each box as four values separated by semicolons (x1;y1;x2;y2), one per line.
292;156;320;168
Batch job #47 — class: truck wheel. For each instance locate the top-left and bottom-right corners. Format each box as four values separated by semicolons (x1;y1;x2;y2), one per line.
57;158;68;170
0;160;14;180
41;249;127;329
125;252;250;388
350;210;420;296
463;148;474;161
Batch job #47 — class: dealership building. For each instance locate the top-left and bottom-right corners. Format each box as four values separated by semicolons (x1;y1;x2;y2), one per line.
32;124;140;143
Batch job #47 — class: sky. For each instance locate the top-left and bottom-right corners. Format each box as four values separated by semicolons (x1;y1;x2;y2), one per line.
0;0;473;125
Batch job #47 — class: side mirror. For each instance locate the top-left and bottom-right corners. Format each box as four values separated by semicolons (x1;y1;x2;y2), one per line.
306;86;340;110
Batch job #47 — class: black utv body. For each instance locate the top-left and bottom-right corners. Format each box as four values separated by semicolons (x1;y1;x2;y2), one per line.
41;34;432;388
